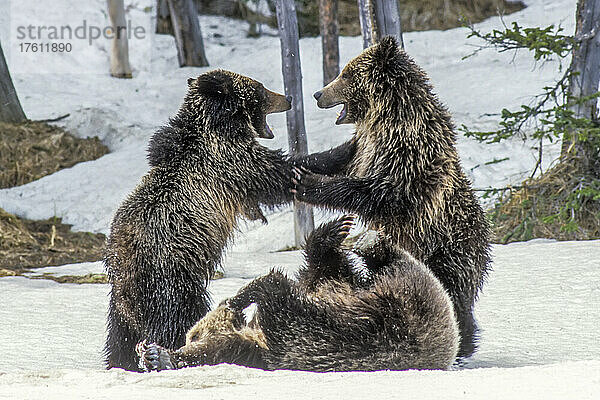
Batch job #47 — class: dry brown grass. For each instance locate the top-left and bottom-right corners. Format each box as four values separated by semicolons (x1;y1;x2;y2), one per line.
490;160;600;243
0;120;108;273
0;208;106;272
297;0;525;37
29;273;108;284
398;0;525;33
0;121;108;189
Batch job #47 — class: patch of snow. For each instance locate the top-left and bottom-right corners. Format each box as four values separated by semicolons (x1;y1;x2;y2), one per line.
25;261;104;278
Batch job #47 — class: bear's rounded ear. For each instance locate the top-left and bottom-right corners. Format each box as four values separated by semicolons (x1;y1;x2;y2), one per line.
195;73;234;99
378;36;399;59
187;77;195;86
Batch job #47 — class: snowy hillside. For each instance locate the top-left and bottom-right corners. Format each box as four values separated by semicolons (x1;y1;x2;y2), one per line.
1;0;599;398
0;0;579;234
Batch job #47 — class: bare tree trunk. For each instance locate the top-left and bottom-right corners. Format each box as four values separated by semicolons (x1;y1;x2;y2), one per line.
357;0;374;49
275;0;315;246
562;0;600;164
108;0;133;78
373;0;404;48
357;0;404;49
318;0;340;85
156;0;174;35
0;42;27;123
167;0;209;67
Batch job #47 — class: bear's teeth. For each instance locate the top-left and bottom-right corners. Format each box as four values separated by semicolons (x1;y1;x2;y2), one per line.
261;123;274;139
336;104;348;124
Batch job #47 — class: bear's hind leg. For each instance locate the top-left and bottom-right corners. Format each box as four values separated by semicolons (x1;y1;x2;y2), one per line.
456;304;479;359
297;215;355;290
105;301;143;371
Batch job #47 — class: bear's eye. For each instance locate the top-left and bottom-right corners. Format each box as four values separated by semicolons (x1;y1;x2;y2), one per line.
190;333;199;342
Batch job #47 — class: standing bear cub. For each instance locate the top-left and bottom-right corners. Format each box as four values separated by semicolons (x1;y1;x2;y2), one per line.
137;216;459;372
105;70;294;371
293;36;491;359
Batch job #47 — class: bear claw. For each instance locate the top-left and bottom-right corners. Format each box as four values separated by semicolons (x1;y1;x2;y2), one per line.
136;340;175;372
338;215;355;237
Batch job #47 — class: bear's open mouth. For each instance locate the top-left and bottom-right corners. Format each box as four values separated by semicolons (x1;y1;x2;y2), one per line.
336;103;349;125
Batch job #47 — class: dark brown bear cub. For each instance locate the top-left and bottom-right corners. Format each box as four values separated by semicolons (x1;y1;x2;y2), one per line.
137;216;459;372
105;70;294;371
293;36;491;359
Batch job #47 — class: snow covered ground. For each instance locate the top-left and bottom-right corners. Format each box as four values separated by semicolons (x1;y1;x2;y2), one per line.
1;240;599;398
1;0;599;398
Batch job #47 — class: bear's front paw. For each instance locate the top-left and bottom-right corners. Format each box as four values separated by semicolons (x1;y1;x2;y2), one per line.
136;340;176;372
335;214;356;239
291;166;328;200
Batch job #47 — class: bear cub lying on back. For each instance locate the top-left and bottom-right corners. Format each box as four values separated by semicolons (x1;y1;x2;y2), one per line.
105;70;295;371
137;216;460;372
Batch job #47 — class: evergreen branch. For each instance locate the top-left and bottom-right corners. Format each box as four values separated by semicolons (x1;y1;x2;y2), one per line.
462;21;575;61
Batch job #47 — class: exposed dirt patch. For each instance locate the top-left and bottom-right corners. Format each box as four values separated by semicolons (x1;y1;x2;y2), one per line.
0;268;18;277
0;208;106;273
0;120;108;274
0;120;108;189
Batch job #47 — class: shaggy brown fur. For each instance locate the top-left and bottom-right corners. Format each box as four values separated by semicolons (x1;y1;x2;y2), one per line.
105;70;294;371
137;216;459;372
292;36;491;359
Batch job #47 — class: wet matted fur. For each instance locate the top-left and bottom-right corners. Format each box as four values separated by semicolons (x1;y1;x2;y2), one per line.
137;216;459;372
293;37;491;358
105;70;294;371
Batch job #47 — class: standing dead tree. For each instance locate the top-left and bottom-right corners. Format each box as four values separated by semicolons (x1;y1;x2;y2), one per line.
167;0;209;67
0;42;27;123
318;0;340;85
562;0;600;165
275;0;315;246
108;0;133;78
156;0;174;35
357;0;404;48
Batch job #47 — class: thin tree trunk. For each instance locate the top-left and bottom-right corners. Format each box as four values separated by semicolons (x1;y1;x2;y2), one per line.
156;0;174;35
357;0;374;49
0;42;27;123
167;0;209;67
562;0;600;164
275;0;315;246
108;0;133;78
357;0;404;48
318;0;340;85
372;0;404;48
